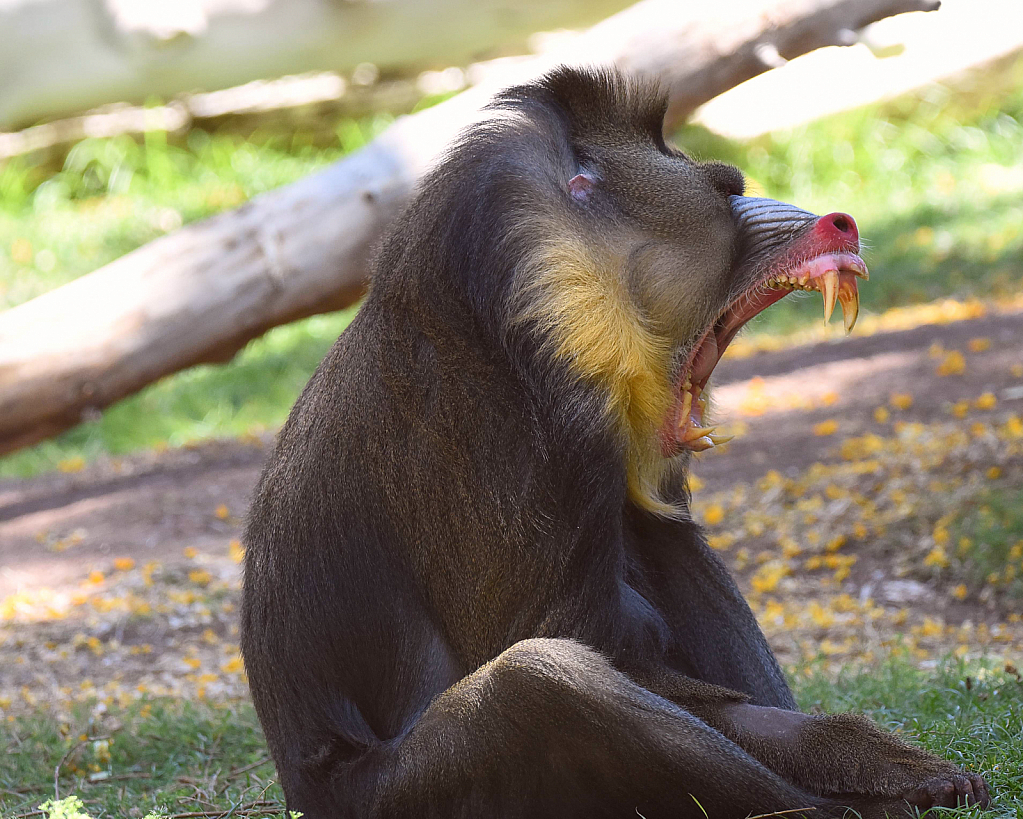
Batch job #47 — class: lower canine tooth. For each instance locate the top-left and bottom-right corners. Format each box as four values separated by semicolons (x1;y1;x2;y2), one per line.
708;433;734;445
682;424;716;444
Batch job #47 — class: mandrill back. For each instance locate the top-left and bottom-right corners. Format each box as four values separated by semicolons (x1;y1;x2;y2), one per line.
241;101;615;792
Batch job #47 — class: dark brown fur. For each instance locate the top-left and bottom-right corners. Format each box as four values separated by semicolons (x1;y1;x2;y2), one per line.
240;68;990;818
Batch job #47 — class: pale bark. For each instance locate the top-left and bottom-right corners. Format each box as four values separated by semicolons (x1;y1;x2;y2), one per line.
0;0;633;130
0;0;940;456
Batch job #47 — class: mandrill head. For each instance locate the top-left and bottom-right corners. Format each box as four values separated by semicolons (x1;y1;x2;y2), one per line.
404;66;868;514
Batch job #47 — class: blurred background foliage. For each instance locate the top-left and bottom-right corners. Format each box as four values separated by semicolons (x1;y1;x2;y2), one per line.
1;55;1022;477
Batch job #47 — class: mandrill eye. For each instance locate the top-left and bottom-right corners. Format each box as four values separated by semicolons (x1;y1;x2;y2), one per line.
568;172;595;202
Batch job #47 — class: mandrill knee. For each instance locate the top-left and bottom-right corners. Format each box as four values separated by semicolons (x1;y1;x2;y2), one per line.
486;638;612;692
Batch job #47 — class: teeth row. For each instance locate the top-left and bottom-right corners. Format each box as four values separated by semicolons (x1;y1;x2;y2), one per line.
767;269;860;333
766;276;815;290
677;380;732;452
680;380;710;419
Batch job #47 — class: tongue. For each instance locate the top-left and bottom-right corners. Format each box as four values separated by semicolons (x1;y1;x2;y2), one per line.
689;331;718;386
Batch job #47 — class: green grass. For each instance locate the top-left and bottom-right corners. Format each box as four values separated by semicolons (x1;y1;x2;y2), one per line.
951;486;1023;599
1;658;1019;817
0;699;280;818
0;117;394;308
797;658;1023;815
2;57;1023;475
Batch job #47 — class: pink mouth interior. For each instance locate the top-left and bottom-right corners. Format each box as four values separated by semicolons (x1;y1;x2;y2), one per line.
659;247;867;457
687;254;864;389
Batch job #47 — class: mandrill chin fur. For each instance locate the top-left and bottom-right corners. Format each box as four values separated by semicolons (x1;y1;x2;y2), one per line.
240;67;991;819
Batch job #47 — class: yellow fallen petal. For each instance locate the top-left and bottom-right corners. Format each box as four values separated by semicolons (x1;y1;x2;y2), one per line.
702;504;724;526
188;570;212;586
813;419;839;436
228;539;245;563
222;656;244;674
975;392;997;410
58;456;85;473
889;393;913;410
936;350;966;376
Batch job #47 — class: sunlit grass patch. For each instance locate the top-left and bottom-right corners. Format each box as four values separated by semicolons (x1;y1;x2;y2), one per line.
0;118;394;309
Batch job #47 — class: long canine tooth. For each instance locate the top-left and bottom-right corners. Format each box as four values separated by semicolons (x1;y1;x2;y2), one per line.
821;269;839;324
682;424;716;444
838;278;860;334
688;436;715;452
708;432;734;445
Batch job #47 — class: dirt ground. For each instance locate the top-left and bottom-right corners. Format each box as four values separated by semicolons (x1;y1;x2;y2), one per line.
1;304;1022;715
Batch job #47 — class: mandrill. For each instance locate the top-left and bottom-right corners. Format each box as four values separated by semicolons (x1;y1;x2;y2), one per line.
241;67;991;819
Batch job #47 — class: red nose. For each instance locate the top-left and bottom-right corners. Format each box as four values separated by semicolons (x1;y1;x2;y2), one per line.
814;212;859;251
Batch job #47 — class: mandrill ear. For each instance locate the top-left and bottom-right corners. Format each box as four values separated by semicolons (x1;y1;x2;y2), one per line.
568;172;595;202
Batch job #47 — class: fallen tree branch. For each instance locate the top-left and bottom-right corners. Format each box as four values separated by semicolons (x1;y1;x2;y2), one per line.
0;0;940;456
0;0;632;130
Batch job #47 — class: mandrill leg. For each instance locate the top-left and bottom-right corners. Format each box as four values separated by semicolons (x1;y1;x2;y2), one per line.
285;639;911;819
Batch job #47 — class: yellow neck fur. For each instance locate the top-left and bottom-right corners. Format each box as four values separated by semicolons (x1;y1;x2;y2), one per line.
512;240;681;516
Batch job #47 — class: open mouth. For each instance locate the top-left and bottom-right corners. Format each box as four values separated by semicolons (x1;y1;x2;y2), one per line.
663;249;868;455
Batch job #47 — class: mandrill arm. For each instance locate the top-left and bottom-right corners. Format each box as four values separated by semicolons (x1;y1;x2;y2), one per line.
631;666;991;810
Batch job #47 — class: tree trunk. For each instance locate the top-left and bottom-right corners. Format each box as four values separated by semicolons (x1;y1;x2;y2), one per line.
0;0;940;457
0;0;633;130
